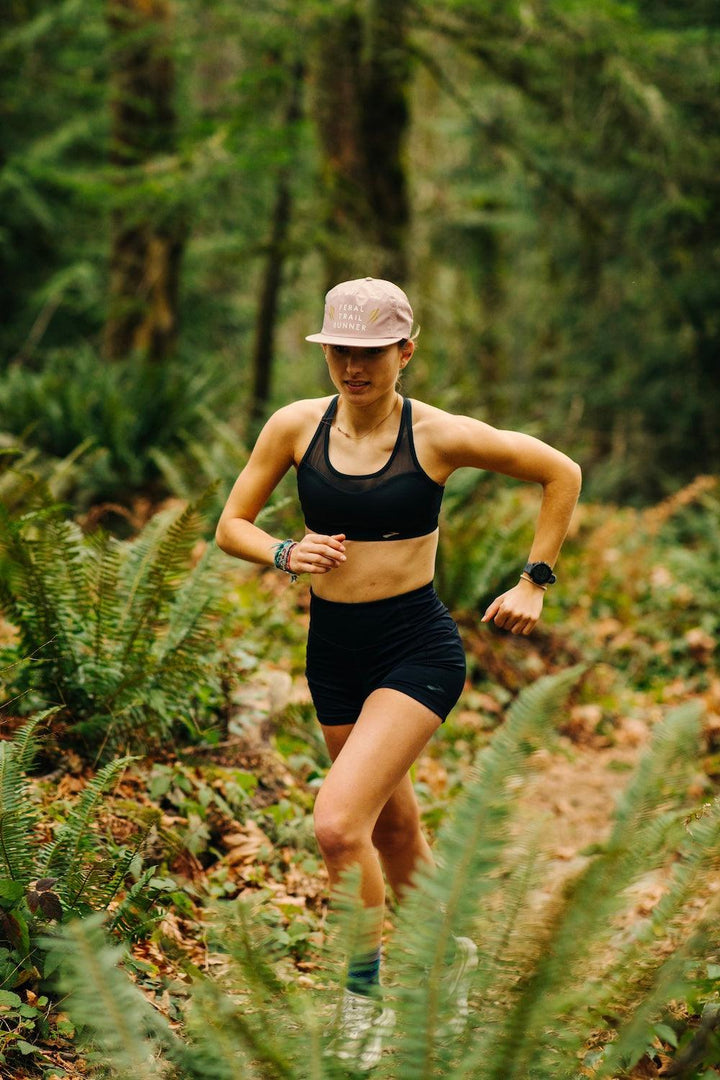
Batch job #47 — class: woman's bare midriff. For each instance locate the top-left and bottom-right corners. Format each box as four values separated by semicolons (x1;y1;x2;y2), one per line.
308;530;440;603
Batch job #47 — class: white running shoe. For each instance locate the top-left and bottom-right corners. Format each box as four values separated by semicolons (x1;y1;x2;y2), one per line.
333;989;395;1071
444;936;478;1034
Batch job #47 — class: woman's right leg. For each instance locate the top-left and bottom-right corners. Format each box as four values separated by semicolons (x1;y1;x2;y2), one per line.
321;721;435;901
314;688;440;909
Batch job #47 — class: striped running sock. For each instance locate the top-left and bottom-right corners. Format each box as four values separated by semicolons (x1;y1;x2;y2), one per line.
347;947;382;997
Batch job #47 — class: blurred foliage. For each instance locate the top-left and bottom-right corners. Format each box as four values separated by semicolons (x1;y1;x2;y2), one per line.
0;348;233;506
436;469;537;612
559;476;719;692
0;0;717;502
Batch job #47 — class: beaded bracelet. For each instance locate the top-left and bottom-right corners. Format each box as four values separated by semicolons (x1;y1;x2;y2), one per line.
273;539;298;583
520;572;547;592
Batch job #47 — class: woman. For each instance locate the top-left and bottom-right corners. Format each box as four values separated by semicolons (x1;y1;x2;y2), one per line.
216;277;582;1068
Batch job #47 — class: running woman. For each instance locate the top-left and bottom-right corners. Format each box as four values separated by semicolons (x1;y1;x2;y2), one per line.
216;277;582;1068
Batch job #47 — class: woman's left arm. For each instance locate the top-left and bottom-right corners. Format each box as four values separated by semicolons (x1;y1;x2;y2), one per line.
441;415;583;636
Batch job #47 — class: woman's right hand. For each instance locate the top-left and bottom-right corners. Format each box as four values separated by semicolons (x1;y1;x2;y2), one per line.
288;533;346;575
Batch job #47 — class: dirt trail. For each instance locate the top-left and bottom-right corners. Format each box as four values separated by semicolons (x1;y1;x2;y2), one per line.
514;736;643;877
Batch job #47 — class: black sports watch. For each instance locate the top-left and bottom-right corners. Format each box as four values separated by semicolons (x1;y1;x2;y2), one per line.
523;561;556;586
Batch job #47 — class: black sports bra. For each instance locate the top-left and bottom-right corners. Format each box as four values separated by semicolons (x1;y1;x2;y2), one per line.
296;396;444;541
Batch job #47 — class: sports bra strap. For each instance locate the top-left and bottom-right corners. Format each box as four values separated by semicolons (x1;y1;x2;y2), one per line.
301;396;338;464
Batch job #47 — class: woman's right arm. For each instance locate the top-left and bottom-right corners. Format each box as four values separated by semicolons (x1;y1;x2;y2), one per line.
215;405;346;575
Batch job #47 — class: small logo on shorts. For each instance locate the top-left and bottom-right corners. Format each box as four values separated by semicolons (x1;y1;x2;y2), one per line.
426;684;443;693
382;531;400;539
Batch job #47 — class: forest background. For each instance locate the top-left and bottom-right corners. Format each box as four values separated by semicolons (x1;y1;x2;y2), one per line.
2;0;719;502
1;0;720;1078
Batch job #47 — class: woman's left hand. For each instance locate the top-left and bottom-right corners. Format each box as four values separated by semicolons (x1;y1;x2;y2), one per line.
481;578;545;636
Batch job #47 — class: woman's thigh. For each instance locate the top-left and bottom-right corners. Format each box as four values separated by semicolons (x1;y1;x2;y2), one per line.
315;687;441;835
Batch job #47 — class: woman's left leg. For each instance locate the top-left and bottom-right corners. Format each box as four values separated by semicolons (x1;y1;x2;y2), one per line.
371;772;435;899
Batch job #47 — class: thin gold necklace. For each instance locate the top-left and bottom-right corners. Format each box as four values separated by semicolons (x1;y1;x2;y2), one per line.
334;394;399;440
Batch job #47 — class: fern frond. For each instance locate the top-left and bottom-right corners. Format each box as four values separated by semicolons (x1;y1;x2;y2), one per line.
450;702;704;1080
43;913;179;1080
39;756;135;890
115;493;214;664
86;528;122;668
0;508;88;695
589;799;720;1076
187;898;329;1080
0;719;45;883
597;916;714;1079
186;976;296;1080
107;863;164;941
387;666;584;1079
158;544;222;657
10;707;58;773
89;807;161;916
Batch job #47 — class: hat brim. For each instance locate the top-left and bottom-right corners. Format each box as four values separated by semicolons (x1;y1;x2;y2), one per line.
305;333;406;346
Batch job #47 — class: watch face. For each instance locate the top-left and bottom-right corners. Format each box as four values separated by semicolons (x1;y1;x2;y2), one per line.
530;562;553;584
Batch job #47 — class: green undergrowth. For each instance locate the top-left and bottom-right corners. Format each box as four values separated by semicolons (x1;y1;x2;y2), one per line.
22;674;720;1079
0;348;233;507
1;472;719;1076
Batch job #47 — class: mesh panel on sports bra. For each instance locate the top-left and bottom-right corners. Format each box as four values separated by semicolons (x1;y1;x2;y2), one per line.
302;396;417;491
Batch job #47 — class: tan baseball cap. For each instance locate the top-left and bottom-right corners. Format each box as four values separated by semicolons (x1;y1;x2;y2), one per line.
306;277;413;346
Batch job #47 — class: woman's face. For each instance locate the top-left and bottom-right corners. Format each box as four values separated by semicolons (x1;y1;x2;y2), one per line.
322;341;414;402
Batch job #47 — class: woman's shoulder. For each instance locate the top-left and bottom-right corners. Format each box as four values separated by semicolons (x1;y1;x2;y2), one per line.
407;397;450;422
264;395;336;433
409;397;489;433
407;397;466;437
408;398;500;476
257;396;336;462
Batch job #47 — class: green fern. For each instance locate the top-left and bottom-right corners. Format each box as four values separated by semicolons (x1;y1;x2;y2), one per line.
412;703;706;1080
0;439;93;517
37;756;135;905
0;711;55;883
43;913;180;1080
0;718;163;991
39;678;720;1079
0;489;226;754
0;346;228;505
387;665;586;1079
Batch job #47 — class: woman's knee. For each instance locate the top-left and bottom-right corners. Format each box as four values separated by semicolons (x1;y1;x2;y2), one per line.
313;801;368;863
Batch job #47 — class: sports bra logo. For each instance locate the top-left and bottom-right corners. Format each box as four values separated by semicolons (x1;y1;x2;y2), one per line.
382;531;400;539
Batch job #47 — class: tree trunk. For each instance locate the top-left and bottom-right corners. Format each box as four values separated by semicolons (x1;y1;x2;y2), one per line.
314;0;411;285
250;61;304;426
104;0;185;362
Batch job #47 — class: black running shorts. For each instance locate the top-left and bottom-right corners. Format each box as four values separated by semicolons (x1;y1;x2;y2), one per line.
305;582;466;726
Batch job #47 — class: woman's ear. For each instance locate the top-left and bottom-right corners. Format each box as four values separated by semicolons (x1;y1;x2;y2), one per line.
399;340;415;368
